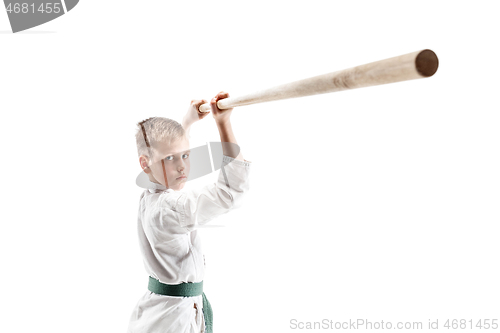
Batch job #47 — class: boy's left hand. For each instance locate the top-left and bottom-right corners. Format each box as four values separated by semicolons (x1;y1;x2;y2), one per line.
183;99;210;128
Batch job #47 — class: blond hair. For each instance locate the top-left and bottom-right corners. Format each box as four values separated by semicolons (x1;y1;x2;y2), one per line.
135;117;186;163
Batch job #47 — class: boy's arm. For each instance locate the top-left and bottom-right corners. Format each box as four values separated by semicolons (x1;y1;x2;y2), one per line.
182;99;209;138
216;120;244;161
211;92;244;161
163;154;251;232
161;92;251;232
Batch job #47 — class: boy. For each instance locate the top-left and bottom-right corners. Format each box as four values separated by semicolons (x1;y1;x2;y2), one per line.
127;92;251;333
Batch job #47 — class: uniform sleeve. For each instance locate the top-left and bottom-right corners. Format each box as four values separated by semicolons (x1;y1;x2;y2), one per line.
162;155;251;232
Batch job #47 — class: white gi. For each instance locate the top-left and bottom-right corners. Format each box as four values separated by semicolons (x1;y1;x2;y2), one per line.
127;154;251;333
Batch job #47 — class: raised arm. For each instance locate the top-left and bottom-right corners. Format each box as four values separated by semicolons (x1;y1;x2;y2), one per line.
161;92;251;232
182;99;210;138
210;91;244;161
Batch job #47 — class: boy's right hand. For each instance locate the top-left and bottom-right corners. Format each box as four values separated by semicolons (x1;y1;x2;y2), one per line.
210;91;234;125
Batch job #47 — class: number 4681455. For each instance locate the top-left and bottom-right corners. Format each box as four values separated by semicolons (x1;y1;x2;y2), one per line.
444;319;498;330
6;3;62;14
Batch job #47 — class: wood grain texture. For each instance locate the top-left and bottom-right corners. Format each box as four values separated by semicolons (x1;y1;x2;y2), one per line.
198;49;438;112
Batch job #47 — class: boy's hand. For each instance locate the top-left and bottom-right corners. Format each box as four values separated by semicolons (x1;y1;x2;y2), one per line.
183;99;210;129
210;91;234;125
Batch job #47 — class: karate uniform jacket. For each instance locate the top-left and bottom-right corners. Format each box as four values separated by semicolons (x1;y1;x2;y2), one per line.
127;154;251;333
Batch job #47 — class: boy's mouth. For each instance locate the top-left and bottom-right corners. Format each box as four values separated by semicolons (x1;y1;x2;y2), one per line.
176;175;187;180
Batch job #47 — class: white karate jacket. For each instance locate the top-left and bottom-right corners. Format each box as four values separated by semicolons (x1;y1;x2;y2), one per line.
127;154;251;333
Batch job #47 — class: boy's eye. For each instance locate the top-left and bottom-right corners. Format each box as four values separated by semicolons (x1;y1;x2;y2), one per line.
165;156;173;161
182;154;189;159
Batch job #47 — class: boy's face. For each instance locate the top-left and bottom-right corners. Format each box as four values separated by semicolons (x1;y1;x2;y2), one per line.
145;137;191;191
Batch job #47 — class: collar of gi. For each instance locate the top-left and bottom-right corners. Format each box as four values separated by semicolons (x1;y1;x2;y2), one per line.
146;180;173;194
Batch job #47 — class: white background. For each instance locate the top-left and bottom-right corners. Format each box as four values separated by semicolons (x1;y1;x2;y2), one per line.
1;1;499;332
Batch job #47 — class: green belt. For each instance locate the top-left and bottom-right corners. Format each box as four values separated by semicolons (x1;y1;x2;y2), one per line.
148;276;213;333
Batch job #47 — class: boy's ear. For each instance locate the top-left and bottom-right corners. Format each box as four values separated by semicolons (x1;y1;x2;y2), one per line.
139;155;151;174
